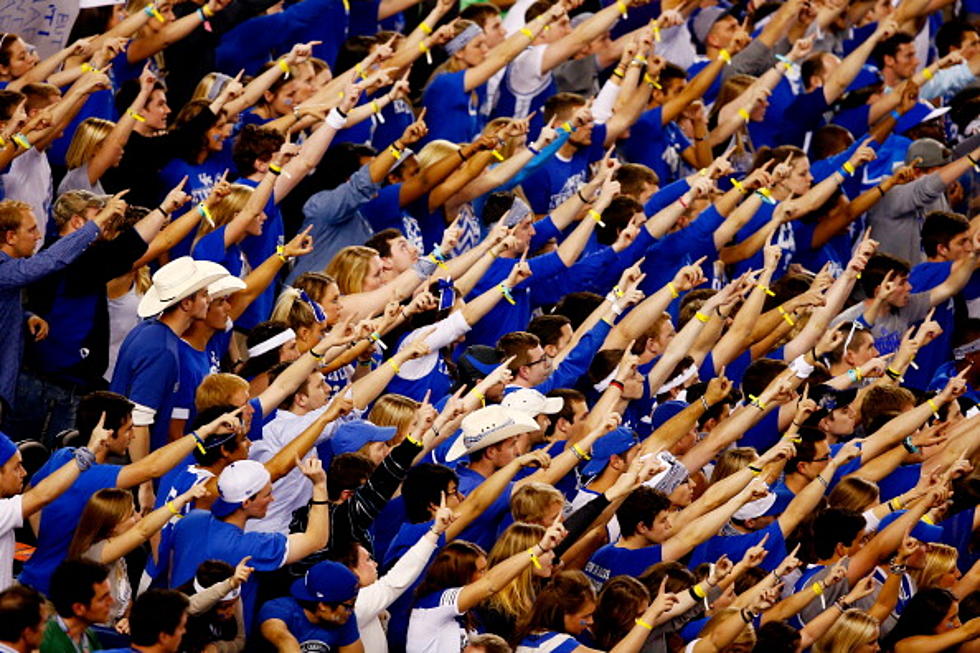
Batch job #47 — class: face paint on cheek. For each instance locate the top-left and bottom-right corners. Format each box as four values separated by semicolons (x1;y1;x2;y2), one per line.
283;98;294;107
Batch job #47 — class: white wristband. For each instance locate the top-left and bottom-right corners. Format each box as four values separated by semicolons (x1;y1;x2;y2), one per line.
789;354;814;379
326;107;347;129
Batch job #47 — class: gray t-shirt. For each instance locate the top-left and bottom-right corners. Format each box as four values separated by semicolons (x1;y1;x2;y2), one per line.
832;291;931;355
57;165;105;197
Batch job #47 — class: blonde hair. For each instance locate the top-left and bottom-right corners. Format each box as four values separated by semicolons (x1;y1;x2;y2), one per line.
415;139;460;171
812;609;879;653
195;373;249;412
190;72;232;104
828;477;880;513
293;272;338;305
510;482;564;523
709;447;758;484
68;488;134;560
272;287;320;331
326;245;379;295
195;184;252;241
482;522;546;621
914;543;959;589
368;394;420;445
65;117;114;169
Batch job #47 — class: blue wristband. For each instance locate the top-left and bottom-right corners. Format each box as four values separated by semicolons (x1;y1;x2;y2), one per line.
890;109;901;121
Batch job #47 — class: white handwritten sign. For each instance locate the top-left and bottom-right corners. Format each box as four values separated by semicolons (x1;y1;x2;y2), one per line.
0;0;78;59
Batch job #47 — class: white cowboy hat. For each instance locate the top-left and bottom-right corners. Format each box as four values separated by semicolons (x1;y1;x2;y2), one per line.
501;388;564;416
137;257;231;318
446;405;539;462
208;274;247;299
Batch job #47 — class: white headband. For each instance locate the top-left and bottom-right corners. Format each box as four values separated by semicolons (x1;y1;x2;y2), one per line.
593;368;618;393
655;364;698;396
193;577;242;602
247;328;296;358
953;337;980;360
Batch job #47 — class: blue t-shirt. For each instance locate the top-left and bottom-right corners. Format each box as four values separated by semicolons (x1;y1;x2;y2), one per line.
621;106;692;185
19;449;121;593
521;125;607;214
690;521;787;572
237;176;285;331
584;543;662;590
170;510;287;625
193;226;245;278
516;631;582;652
454;466;513;551
110;319;182;452
422;71;487;144
258;597;360;650
172;339;219;427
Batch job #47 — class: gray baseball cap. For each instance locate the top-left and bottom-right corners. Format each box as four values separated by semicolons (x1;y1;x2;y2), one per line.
905;138;953;168
693;7;730;47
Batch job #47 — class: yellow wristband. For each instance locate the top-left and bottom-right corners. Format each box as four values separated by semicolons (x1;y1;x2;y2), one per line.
922;67;934;80
778;306;795;327
520;27;534;38
406;434;424;447
491;149;505;162
387;359;400;374
276;244;288;262
718;48;732;64
572;444;591;461
738;108;751;121
927;399;940;415
587;208;605;226
616;0;628;17
388;145;403;159
371;100;381;115
419;21;432;34
812;581;823;595
695;311;709;323
635;618;654;631
922;514;936;525
561;121;573;133
667;282;680;299
528;548;543;569
756;284;775;297
692;583;707;598
196;202;214;227
127;109;147;123
643;73;662;89
842;161;856;175
202;4;215;17
278;59;290;75
81;63;97;73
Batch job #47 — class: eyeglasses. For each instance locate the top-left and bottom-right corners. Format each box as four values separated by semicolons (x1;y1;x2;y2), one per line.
526;356;548;367
809;454;831;463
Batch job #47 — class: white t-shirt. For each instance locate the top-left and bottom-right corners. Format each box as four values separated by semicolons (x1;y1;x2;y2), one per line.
406;587;472;653
105;285;141;382
0;494;24;591
246;406;358;533
2;147;53;246
57;166;105;196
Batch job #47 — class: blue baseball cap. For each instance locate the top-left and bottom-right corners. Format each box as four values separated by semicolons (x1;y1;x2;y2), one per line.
581;427;640;477
896;101;951;135
877;510;944;543
329;420;397;457
0;431;16;467
652;401;688;430
290;561;360;603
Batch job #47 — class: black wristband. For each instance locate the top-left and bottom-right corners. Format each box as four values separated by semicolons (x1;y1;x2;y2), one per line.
310;499;329;505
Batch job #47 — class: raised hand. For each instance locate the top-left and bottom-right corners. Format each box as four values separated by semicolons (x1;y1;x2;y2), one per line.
86;412;113;454
432;492;458;534
516;450;551;469
232;556;254;586
161;176;191;214
297;455;327;485
283;225;314;258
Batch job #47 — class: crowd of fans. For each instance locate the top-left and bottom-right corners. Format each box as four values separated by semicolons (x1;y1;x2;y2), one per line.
1;0;980;650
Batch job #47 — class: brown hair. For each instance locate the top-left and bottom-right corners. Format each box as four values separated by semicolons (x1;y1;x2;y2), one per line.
416;540;487;600
0;199;30;238
68;488;134;560
195;373;249;412
592;576;650;650
496;331;542;372
513;571;596;645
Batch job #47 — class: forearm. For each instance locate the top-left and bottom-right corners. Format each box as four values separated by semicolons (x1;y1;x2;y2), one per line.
21;460;81;516
451;247;496;297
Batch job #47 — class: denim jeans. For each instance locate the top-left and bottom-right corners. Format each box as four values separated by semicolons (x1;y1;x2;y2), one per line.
4;369;82;447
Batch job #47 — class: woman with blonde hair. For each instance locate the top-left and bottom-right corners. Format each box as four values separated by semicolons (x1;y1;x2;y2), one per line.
191;145;291;279
59;65;156;196
368;394;420;446
476;522;552;640
812;609;880;653
68;482;208;629
914;543;961;591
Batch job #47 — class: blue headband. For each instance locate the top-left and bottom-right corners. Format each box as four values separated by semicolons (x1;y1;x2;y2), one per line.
298;289;327;323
